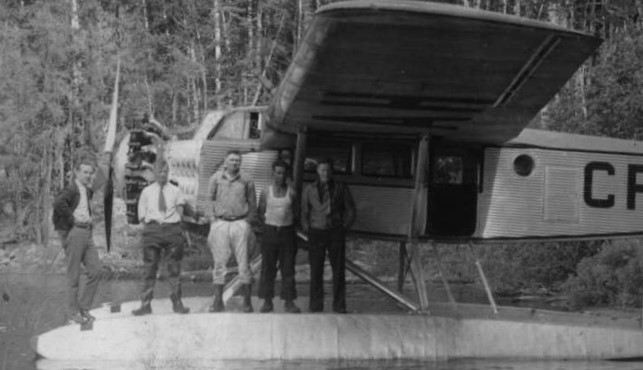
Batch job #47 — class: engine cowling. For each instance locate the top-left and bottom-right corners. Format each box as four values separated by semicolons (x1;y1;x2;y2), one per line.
113;107;281;226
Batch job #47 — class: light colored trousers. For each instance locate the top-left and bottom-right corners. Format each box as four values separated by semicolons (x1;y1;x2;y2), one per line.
208;219;252;285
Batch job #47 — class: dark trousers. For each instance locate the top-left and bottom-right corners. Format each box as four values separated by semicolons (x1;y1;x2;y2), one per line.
308;227;346;312
59;227;102;314
258;225;297;301
140;223;185;301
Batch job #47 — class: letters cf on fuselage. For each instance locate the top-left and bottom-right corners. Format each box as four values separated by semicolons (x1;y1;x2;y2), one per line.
584;161;643;209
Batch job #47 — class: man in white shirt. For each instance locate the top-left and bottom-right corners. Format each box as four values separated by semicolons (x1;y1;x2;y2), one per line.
132;161;190;315
257;160;301;313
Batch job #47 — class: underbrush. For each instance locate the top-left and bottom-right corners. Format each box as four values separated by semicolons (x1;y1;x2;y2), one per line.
562;239;643;309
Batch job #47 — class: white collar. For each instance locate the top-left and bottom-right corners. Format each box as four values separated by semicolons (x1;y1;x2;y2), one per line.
75;179;87;192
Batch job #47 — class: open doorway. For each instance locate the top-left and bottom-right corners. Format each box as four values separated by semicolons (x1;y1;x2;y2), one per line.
427;143;481;237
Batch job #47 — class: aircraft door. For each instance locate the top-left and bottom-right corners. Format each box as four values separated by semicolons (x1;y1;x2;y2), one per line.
426;145;480;237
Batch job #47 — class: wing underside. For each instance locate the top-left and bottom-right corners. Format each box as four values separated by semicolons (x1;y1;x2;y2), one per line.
265;0;601;145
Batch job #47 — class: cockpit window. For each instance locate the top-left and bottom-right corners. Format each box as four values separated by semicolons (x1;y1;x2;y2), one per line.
362;143;413;178
208;111;262;140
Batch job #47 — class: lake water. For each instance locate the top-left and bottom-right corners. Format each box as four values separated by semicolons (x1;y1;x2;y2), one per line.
2;273;642;370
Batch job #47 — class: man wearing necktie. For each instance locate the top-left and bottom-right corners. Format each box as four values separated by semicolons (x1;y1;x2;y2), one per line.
132;161;190;315
301;158;356;313
53;155;108;324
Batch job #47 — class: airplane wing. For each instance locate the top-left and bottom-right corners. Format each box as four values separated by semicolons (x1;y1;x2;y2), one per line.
264;0;601;145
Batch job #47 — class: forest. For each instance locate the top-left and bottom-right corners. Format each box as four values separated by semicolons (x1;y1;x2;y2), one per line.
2;0;643;309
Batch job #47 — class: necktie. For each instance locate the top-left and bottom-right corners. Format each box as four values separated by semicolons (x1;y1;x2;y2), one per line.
158;184;166;214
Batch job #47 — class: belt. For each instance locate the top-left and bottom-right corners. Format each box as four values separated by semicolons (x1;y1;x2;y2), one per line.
217;215;245;222
145;221;180;226
265;224;294;231
74;222;93;230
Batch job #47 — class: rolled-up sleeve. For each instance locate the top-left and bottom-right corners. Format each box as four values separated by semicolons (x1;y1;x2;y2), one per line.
206;173;218;219
138;188;149;223
208;173;218;201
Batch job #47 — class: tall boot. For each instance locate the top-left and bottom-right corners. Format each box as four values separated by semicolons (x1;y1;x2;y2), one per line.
209;284;225;313
284;300;301;313
170;293;190;314
132;297;152;316
242;284;253;313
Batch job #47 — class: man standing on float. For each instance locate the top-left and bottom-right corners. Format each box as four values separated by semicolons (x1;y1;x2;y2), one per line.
257;160;301;313
301;158;356;313
207;149;257;313
132;161;190;316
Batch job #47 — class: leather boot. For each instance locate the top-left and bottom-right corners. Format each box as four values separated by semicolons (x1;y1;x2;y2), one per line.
260;299;273;313
209;284;225;313
171;293;190;314
242;284;253;313
284;300;301;313
80;309;96;321
132;299;152;316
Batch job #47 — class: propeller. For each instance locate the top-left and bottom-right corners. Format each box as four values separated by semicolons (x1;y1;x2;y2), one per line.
103;59;120;253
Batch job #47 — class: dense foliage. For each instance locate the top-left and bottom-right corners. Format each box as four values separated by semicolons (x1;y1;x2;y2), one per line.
1;0;643;308
562;240;643;308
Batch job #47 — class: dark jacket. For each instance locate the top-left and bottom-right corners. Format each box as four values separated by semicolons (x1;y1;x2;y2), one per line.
301;179;356;230
53;181;94;231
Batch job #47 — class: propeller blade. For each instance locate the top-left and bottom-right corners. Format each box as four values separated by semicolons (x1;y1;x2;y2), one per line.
104;168;114;253
104;59;120;253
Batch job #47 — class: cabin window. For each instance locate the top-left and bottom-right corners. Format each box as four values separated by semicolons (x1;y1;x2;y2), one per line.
209;111;245;139
361;143;413;178
305;141;352;174
513;154;534;177
432;155;464;184
248;112;261;139
208;111;262;140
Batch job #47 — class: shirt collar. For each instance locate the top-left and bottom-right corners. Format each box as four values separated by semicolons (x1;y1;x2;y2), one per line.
315;179;334;189
75;179;87;193
223;170;241;182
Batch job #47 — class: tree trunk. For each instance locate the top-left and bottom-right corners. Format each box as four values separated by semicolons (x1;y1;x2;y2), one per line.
294;0;303;53
142;0;154;117
192;1;208;113
220;3;231;53
189;43;200;121
40;142;52;246
303;0;316;33
213;0;223;108
172;92;178;124
256;1;263;72
577;65;588;121
636;0;643;29
246;0;256;106
70;0;89;147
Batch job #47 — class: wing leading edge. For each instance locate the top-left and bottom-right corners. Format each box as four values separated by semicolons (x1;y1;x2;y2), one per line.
264;0;601;146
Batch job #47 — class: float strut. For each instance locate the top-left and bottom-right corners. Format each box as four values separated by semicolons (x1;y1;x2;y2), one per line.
468;241;498;314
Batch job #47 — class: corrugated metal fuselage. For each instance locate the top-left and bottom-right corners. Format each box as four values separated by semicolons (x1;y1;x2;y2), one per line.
159;107;643;243
477;144;643;241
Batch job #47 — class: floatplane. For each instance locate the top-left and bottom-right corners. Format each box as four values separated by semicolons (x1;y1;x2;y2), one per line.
33;0;643;365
